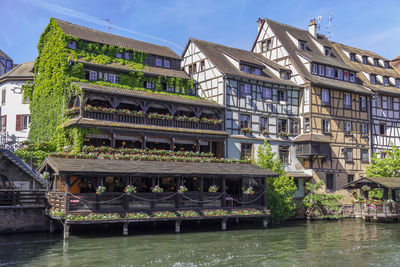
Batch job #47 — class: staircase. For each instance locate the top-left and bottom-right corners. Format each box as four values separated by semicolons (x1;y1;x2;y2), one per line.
0;132;24;152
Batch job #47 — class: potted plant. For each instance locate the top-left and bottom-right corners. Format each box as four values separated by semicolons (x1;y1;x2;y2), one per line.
152;185;164;193
278;131;289;139
361;185;371;192
178;185;188;194
241;127;253;134
96;186;106;196
124;185;137;195
262;130;269;136
243;186;255;195
208;185;219;193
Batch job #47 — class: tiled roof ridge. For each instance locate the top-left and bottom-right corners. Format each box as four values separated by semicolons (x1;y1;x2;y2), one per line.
332;41;388;60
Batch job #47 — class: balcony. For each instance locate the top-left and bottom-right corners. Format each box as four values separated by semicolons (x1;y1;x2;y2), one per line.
295;142;331;157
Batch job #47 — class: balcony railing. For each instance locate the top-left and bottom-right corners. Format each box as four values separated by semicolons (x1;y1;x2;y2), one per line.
82;111;223;132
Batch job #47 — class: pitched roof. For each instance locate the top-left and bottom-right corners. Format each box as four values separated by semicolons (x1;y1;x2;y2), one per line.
253;19;371;94
343;177;400;189
0;49;12;60
39;157;277;178
54;18;181;59
0;61;34;83
293;133;331;143
188;38;298;87
333;42;400;95
73;82;223;108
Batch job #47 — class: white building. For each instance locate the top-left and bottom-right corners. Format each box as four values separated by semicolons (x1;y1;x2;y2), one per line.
0;61;34;143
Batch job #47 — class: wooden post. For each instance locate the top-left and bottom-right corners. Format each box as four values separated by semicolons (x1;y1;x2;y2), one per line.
200;177;204;208
175;219;181;233
263;217;268;228
222;178;226;207
49;219;55;233
63;223;70;239
176;178;181;209
123;222;129;236
221;217;227;231
196;139;200;153
151;177;155;210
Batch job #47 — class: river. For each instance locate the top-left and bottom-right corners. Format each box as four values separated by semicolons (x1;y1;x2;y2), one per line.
0;219;399;266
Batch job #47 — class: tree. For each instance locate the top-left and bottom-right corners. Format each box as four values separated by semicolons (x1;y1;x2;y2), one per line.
366;145;400;178
256;141;297;223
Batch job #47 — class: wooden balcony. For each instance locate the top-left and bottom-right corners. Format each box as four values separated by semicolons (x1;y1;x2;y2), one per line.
82;111;224;132
295;142;331;157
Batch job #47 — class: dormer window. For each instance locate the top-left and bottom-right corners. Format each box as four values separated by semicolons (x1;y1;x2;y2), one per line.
325;66;334;78
251;68;261;75
240;65;250;73
383;76;390;86
163;59;170;68
318;65;324;76
384;61;390;69
155;58;162;67
362;56;368;65
370;74;377;84
344;71;349;81
124;53;131;60
299;40;306;51
350;72;356;82
324;47;332;56
68;41;76;49
280;71;290;80
312;64;318;75
396;79;400;88
373;58;379;67
350;53;356;62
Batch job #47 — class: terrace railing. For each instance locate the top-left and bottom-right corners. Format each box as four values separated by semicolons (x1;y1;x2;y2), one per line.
353;203;400;217
82;111;223;131
0;189;46;207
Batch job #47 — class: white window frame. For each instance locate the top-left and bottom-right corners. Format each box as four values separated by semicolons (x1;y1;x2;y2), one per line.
108;74;118;84
326;66;334;78
262;88;272;100
312;64;318;75
318;65;325;76
89;71;98;81
155;58;162;67
376;95;381;108
361;123;368;135
360;96;367;111
322;119;331;133
146;81;154;89
321;89;329;105
337;69;343;80
304;87;310;105
388;97;393;109
344;121;352;135
343;71;349;81
22;115;30;130
344;93;351;109
350;72;355;82
124;52;131;60
163;59;171;68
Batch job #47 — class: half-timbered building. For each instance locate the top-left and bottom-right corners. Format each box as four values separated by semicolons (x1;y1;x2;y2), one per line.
333;42;400;156
252;18;373;193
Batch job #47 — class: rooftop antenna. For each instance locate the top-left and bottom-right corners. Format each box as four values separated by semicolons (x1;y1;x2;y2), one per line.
326;11;334;39
103;18;111;32
316;16;323;32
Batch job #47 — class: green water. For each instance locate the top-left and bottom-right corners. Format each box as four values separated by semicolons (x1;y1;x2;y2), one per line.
1;219;399;266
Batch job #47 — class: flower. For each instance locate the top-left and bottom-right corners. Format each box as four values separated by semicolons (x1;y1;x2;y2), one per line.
96;186;106;195
241;128;253;134
243;186;255;195
124;185;137;195
208;185;219;193
152;185;164;193
178;185;188;194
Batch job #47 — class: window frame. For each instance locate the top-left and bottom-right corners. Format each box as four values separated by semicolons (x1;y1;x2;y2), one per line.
260;117;268;132
240;143;253;160
344;121;353;135
360;123;368;135
360;96;367;111
344;93;352;109
349;72;356;82
277;118;288;133
299;41;306;51
239;114;251;129
379;123;386;136
321;89;330;106
326;173;334;190
322;119;331;133
279;145;290;165
163;59;171;68
155;58;163;67
370;74;377;84
304;118;310;133
262;87;272;101
240;83;251;98
344;148;353;163
361;149;369;163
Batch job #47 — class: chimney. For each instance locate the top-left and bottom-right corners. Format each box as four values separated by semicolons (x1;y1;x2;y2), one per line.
309;19;317;37
257;18;263;32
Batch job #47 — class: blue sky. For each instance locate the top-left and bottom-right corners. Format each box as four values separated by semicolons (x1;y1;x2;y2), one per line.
1;0;400;64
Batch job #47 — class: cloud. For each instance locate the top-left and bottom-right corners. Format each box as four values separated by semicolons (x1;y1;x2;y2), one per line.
21;0;184;49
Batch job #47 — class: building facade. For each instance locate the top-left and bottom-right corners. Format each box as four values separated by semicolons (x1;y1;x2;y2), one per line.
0;62;34;143
252;18;373;193
0;49;13;76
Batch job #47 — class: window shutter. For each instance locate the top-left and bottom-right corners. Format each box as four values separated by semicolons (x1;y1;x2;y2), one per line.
16;115;22;131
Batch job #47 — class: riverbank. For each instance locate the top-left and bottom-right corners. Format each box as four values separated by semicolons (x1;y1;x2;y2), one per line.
1;219;399;266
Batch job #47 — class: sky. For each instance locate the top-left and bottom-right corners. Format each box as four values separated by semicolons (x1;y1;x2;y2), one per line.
1;0;400;64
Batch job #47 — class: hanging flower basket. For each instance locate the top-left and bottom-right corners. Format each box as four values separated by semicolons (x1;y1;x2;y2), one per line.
152;185;164;193
41;171;50;179
178;185;188;194
243;186;255;195
241;128;253;134
96;186;106;195
124;185;137;195
208;185;219;193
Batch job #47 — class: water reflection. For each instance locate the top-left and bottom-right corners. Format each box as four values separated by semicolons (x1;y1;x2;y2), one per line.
1;219;400;266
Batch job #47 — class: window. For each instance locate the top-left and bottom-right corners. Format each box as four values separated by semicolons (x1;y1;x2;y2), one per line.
370;74;376;84
396;79;400;88
362;56;368;64
299;41;306;51
360;96;367;111
146;81;154;89
199;60;205;71
343;71;349;81
384;61;390;69
380;151;387;159
155;58;162;67
163;59;170;68
1;89;5;105
318;65;325;76
337;69;343;80
290;120;299;135
240;143;252;159
89;71;97;81
361;123;368;135
280;71;290;80
240;65;250;73
349;72;355;82
260;117;268;132
240;84;251;98
388;97;393;109
167;84;175;92
0;116;6;132
344;148;353;162
373;58;379;67
344;121;352;135
240;114;250;129
278;119;288;133
304;118;310;132
322;119;331;133
376;95;381;108
278;90;286;101
279;146;290;164
108;74;118;83
379;123;386;135
347;174;354;183
383;77;389;86
266;39;272;50
326;174;334;190
68;41;76;49
22;115;30;130
361;149;369;163
191;63;197;74
124;53;131;60
261;41;267;52
304;87;310;105
326;66;334;78
252;68;262;76
188;65;193;75
325;47;332;56
116;53;122;59
262;88;272;100
312;64;318;75
350;53;356;62
321;89;330;105
344;93;351;109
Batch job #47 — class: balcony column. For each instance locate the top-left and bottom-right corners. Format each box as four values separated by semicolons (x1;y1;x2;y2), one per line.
196;139;201;153
142;136;147;150
111;132;116;148
170;137;175;151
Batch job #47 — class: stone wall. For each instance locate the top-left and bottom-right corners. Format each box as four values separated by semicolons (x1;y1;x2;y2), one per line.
0;206;49;233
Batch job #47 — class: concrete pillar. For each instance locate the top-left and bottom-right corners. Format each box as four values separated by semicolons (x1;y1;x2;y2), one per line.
63;223;70;239
221;218;228;231
123;222;129;236
263;218;268;228
175;219;181;233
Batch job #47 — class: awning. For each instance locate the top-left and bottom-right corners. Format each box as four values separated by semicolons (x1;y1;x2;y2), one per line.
39;157;277;178
343;177;400;190
287;172;312;179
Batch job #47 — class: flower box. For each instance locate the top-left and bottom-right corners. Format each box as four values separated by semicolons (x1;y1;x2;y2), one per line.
241;128;253;134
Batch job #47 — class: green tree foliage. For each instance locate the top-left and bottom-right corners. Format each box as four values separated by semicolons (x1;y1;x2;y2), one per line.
14;142;56;168
366;145;400;177
302;181;343;219
256;141;297;223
